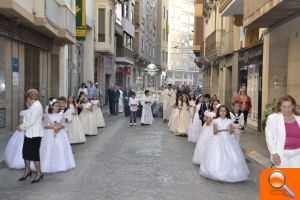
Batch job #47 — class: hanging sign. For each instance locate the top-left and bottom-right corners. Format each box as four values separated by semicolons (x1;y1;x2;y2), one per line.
76;0;86;40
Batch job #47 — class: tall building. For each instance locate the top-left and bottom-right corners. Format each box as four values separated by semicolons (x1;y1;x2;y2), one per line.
94;0;116;104
0;0;76;134
155;0;169;87
115;0;135;89
167;0;200;86
133;0;157;89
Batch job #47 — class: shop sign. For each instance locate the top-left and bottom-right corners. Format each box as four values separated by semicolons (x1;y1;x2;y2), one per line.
76;0;86;40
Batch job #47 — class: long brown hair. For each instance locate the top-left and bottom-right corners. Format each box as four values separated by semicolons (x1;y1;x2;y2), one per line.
67;95;77;112
277;95;298;115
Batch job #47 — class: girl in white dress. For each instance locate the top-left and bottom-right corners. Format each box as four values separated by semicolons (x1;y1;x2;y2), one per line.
79;97;98;136
193;99;220;165
169;95;182;132
173;95;190;136
189;93;196;116
91;94;106;128
188;95;203;142
4;109;27;169
40;101;76;173
200;105;249;182
230;101;245;143
119;88;124;113
141;90;154;125
65;95;86;144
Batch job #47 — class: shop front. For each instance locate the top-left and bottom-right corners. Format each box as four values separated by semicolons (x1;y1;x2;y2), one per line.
238;43;263;132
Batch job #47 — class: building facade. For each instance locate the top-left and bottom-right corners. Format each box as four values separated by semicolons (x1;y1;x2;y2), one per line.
115;0;135;89
94;0;116;104
243;0;300;130
133;0;157;89
0;0;76;134
155;0;169;87
168;0;201;86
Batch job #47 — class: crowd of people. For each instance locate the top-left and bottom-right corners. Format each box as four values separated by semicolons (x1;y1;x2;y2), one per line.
4;81;106;183
162;84;249;182
3;80;300;185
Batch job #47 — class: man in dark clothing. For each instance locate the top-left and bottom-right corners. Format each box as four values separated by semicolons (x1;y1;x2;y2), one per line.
198;95;208;125
107;85;114;114
123;87;132;117
112;86;120;115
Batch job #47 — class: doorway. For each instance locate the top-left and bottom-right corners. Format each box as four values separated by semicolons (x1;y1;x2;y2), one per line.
25;46;40;93
51;55;59;98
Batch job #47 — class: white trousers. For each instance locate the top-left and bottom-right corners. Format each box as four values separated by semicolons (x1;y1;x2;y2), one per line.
280;148;300;168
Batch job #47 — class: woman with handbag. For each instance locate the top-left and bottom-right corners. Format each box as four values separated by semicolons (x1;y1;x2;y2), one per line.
19;89;44;183
266;95;300;168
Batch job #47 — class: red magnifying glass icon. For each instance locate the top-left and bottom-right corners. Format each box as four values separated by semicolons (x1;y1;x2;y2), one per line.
268;170;296;198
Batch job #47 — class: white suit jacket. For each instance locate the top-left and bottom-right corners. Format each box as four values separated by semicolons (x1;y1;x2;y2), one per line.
265;113;300;160
21;100;44;138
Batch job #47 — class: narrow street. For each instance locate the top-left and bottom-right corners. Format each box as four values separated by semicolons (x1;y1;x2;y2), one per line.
0;115;262;200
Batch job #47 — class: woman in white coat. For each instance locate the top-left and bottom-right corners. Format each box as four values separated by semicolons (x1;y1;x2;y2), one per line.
19;89;44;183
265;95;300;168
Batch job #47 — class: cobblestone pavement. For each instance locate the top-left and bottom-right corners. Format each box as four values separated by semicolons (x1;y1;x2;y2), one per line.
0;115;263;200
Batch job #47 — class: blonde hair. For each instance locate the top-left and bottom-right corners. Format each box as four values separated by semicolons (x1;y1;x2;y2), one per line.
26;89;39;100
277;95;298;115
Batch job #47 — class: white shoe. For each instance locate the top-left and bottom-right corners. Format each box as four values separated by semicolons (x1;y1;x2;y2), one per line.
133;123;137;126
130;123;133;126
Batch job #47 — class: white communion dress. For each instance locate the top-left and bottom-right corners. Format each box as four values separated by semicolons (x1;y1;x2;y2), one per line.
65;104;86;144
188;103;202;143
3;110;27;169
192;110;216;165
79;102;98;136
173;102;190;136
200;118;249;182
141;96;154;125
40;112;76;173
91;100;106;128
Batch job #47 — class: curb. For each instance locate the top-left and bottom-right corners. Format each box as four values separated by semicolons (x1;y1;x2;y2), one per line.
243;148;271;168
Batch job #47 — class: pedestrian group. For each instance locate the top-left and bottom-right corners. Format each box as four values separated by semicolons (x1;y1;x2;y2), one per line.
4;81;106;183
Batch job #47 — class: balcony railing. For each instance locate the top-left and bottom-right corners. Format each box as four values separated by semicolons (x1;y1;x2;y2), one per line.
116;46;134;60
244;0;300;28
205;30;222;60
66;6;76;36
45;0;76;36
244;0;270;19
45;0;60;28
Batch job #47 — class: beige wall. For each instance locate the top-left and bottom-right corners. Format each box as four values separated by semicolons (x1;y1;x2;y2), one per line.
262;15;300;114
94;0;115;54
83;28;95;82
287;32;300;102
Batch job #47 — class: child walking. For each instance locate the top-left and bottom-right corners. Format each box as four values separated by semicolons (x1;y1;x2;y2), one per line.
129;92;138;126
4;108;27;169
168;95;182;131
230;101;245;142
188;95;203;142
199;105;249;183
192;99;220;165
173;95;190;136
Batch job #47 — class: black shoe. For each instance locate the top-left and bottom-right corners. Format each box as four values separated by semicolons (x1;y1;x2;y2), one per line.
18;171;32;181
31;174;44;184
